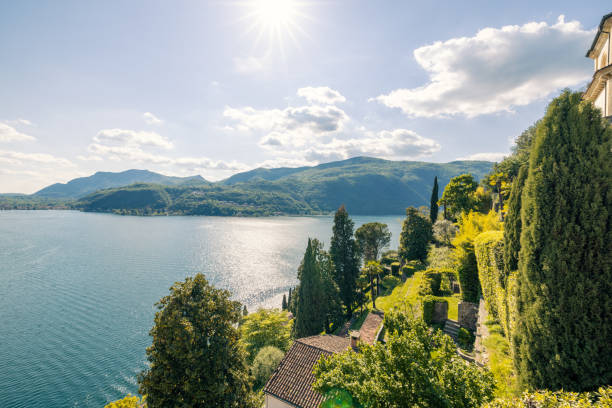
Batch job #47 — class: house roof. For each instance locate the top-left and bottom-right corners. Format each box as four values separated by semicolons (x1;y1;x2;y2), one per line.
586;12;612;58
263;335;349;408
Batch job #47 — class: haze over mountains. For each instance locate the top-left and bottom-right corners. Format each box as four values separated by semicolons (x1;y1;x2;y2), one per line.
2;157;493;215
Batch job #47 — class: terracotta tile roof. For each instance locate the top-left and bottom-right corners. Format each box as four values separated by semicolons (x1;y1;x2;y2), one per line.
264;335;349;408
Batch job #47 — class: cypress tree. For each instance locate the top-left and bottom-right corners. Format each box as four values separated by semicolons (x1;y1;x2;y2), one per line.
430;176;439;224
399;207;433;263
503;165;527;277
281;294;287;310
330;205;360;317
294;239;327;337
513;91;612;391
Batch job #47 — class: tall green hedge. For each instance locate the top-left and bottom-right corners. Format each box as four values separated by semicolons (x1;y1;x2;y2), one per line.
422;295;448;325
513;91;612;391
474;231;505;320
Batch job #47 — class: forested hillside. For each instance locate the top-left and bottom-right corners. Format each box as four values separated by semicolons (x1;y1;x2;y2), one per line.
75;157;493;215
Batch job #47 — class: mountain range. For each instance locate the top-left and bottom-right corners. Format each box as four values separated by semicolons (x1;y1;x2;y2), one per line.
1;157;494;215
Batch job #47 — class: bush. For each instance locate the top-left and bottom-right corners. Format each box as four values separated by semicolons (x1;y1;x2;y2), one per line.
433;219;458;246
453;211;502;303
104;395;143;408
382;275;401;290
390;262;400;275
474;231;505;320
426;244;455;270
458;327;475;349
422;295;448;324
252;346;285;389
240;308;293;362
483;386;612;408
419;270;442;296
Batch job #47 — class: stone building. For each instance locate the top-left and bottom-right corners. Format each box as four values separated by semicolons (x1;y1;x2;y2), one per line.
584;12;612;120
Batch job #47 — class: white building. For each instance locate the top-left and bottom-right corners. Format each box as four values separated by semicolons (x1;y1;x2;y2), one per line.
584;12;612;119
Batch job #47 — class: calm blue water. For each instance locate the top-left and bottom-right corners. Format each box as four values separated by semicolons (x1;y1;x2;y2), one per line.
0;211;402;407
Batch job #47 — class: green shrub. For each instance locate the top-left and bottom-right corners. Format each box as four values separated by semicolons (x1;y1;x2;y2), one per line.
382;275;401;291
104;395;143;408
427;244;455;269
483;386;612;407
474;231;505;320
458;327;475;349
390;262;400;275
252;346;285;389
422;295;448;324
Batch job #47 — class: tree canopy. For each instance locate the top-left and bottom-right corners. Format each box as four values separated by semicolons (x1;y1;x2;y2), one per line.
513;91;612;391
330;206;360;316
240;308;293;363
313;311;495;408
355;222;391;262
399;207;433;263
430;176;439;224
138;274;255;407
439;173;479;220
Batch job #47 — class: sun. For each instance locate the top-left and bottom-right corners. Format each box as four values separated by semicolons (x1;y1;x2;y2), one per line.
252;0;298;28
239;0;309;53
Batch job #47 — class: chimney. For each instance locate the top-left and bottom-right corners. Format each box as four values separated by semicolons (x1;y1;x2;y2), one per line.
350;331;360;350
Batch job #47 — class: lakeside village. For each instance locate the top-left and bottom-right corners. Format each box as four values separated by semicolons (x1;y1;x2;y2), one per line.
107;13;612;408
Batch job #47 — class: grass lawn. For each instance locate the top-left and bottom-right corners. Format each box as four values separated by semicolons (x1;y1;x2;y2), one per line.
483;318;520;399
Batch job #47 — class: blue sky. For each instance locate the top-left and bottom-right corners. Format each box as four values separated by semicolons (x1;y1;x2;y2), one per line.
0;0;609;193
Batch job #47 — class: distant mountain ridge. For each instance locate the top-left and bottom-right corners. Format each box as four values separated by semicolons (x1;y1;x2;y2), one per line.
34;169;208;199
71;157;494;216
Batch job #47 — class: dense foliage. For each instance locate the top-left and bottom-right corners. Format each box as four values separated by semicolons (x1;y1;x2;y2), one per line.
104;394;143;408
355;222;391;262
502;165;527;275
453;211;502;303
430;176;439;224
433;219;457;247
474;231;505;320
138;274;255;408
239;308;292;362
513;91;612;391
251;346;285;389
313;311;495;408
399;207;433;263
330;206;361;316
439;174;479;220
294;239;344;337
484;386;612;408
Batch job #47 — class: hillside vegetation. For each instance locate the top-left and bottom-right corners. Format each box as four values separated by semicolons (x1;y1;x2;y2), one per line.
74;157;492;216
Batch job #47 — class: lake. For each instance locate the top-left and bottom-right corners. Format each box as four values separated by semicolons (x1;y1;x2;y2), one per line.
0;210;403;407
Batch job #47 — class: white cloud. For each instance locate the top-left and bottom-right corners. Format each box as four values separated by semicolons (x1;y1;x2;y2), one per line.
94;128;173;150
0;149;74;166
76;154;103;161
143;112;163;125
458;152;509;162
87;128;247;173
374;16;593;118
0;122;36;142
224;104;348;148
234;56;267;74
297;86;346;105
303;129;441;162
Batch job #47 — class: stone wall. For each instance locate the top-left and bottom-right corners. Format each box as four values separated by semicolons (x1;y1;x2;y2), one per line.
458;301;479;331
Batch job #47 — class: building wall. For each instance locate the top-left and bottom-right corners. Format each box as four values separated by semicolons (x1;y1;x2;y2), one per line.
595;86;606;114
596;37;610;70
265;394;295;408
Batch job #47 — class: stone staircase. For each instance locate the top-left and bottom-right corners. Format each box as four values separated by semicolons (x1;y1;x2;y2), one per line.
443;319;460;342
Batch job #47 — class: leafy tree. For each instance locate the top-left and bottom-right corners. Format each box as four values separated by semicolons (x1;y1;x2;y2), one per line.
503;165;527;276
433;219;458;247
243;305;248;316
430;176;439;224
363;261;383;309
330;205;360;317
513;91;612;391
252;346;285;389
240;308;293;362
281;294;287;310
104;395;143;408
399;207;433;263
355;222;391;262
294;239;343;337
452;211;502;303
313;311;495;407
439;174;479;220
138;274;255;408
